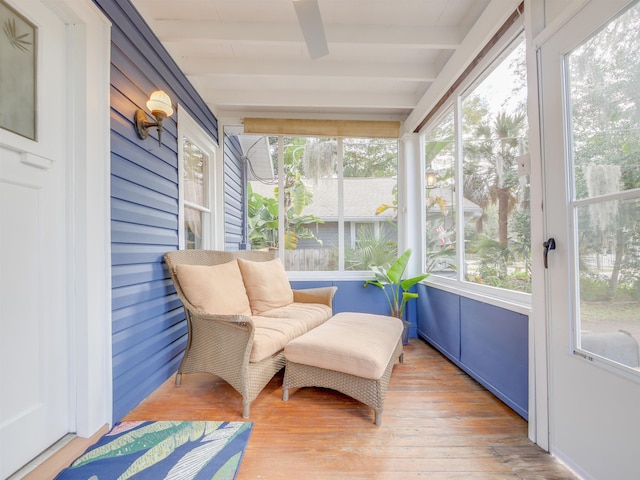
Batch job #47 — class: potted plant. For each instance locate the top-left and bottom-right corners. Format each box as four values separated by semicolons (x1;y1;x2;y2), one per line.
364;248;429;344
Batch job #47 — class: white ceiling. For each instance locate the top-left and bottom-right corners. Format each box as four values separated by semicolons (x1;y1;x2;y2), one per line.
130;0;493;123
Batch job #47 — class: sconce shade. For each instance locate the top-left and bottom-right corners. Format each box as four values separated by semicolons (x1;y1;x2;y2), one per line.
135;90;173;146
425;167;438;189
146;90;173;117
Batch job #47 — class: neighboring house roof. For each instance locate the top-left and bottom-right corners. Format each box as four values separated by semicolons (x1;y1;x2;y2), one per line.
250;178;481;221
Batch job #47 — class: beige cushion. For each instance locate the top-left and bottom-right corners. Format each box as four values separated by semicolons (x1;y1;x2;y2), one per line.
284;312;403;379
237;257;293;314
249;303;332;362
175;261;252;316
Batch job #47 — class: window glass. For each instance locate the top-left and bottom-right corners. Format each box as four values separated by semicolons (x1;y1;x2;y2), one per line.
282;137;337;271
246;135;397;272
343;138;398;270
461;37;530;293
183;138;208;249
567;2;640;366
424;108;456;276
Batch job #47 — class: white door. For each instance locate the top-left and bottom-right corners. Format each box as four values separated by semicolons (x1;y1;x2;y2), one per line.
0;1;70;477
540;0;640;477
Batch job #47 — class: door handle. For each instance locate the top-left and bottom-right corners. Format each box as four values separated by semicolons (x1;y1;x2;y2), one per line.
543;238;556;269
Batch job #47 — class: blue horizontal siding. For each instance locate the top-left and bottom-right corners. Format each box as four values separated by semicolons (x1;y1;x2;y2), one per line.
111;243;176;266
93;0;241;422
111;176;177;214
111;278;175;310
223;134;245;249
112;293;183;334
111;307;183;352
112;198;176;229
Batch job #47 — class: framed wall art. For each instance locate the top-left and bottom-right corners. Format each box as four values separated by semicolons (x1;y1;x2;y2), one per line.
0;0;36;140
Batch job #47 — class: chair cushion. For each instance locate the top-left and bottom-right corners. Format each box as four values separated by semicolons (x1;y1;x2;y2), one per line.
175;260;252;316
249;303;332;362
237;257;294;314
284;313;403;379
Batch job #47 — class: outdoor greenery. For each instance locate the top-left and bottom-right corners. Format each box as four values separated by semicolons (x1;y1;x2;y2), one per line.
364;249;429;319
569;3;640;303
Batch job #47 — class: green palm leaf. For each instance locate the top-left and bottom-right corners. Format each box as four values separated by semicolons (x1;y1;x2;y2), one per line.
71;421;189;468
117;422;212;479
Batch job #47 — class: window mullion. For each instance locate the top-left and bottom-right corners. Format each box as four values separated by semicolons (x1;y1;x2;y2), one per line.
454;95;465;282
278;135;285;260
337;137;344;272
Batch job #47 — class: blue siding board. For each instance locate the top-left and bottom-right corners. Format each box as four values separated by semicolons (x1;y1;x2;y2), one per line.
103;1;217;141
112;309;184;356
111;155;176;198
111;278;175;310
111;220;176;245
93;0;221;421
111;243;177;266
110;114;178;176
111;176;177;214
112;294;183;334
112;350;184;422
223;133;245;248
112;198;176;229
112;323;187;378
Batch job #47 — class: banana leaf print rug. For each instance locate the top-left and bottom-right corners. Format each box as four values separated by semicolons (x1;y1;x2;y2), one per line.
55;420;252;480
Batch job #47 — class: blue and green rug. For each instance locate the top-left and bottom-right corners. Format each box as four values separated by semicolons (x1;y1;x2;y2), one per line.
55;420;252;480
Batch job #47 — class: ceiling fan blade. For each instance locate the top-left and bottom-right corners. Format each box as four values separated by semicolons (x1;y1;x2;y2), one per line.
293;0;329;59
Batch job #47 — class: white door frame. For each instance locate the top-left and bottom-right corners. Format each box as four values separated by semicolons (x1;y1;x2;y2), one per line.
48;0;112;437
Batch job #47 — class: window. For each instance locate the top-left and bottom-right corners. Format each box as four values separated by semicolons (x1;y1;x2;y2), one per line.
246;135;398;273
422;34;530;295
182;138;209;249
566;2;640;368
178;108;220;250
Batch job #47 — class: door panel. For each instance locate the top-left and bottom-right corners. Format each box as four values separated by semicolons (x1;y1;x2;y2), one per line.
0;1;69;477
540;0;640;477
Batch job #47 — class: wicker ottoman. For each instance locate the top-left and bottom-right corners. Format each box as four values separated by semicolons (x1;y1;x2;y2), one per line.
282;312;404;425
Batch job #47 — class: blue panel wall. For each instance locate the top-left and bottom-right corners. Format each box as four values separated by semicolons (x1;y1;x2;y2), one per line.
460;297;528;418
417;284;529;419
416;284;460;361
290;280;419;337
93;0;220;421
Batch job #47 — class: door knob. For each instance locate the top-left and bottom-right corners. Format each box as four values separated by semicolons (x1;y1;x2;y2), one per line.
543;238;556;269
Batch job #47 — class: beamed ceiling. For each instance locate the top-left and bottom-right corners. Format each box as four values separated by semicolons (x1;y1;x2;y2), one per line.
130;0;500;127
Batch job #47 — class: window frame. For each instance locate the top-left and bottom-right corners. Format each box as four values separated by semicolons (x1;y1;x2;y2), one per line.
177;106;222;250
418;22;531;313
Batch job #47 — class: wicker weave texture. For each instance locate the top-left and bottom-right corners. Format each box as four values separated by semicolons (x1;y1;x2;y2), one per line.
164;249;335;418
283;339;403;425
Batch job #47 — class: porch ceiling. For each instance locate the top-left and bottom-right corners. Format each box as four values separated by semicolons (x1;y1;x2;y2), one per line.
129;0;492;123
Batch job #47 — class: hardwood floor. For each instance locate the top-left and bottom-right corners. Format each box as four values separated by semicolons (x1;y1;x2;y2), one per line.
21;338;578;479
120;338;578;480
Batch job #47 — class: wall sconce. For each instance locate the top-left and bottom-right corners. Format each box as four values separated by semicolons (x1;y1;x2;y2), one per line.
425;166;438;189
134;90;174;146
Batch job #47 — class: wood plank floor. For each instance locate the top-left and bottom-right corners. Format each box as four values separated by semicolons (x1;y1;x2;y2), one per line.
120;338;578;480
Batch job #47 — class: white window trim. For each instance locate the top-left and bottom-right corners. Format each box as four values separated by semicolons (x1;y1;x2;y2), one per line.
177;107;222;250
418;21;531;308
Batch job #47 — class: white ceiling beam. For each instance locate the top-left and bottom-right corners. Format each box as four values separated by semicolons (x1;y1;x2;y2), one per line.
152;20;464;49
199;88;418;109
181;58;438;82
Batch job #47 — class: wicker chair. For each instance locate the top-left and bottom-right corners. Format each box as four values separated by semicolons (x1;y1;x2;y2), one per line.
164;249;337;418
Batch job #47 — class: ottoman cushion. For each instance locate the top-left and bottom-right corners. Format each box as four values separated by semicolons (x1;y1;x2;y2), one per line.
284;312;403;379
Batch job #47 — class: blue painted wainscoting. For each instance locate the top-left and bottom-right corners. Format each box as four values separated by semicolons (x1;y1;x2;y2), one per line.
416;284;528;419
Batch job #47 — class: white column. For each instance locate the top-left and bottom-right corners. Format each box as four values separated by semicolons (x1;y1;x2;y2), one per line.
399;133;424;277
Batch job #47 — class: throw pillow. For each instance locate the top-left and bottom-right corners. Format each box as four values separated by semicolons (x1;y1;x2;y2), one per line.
175;260;252;316
237;257;294;314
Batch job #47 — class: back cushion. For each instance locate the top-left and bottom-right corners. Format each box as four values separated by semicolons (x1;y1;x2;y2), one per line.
175;260;252;316
237;257;294;314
